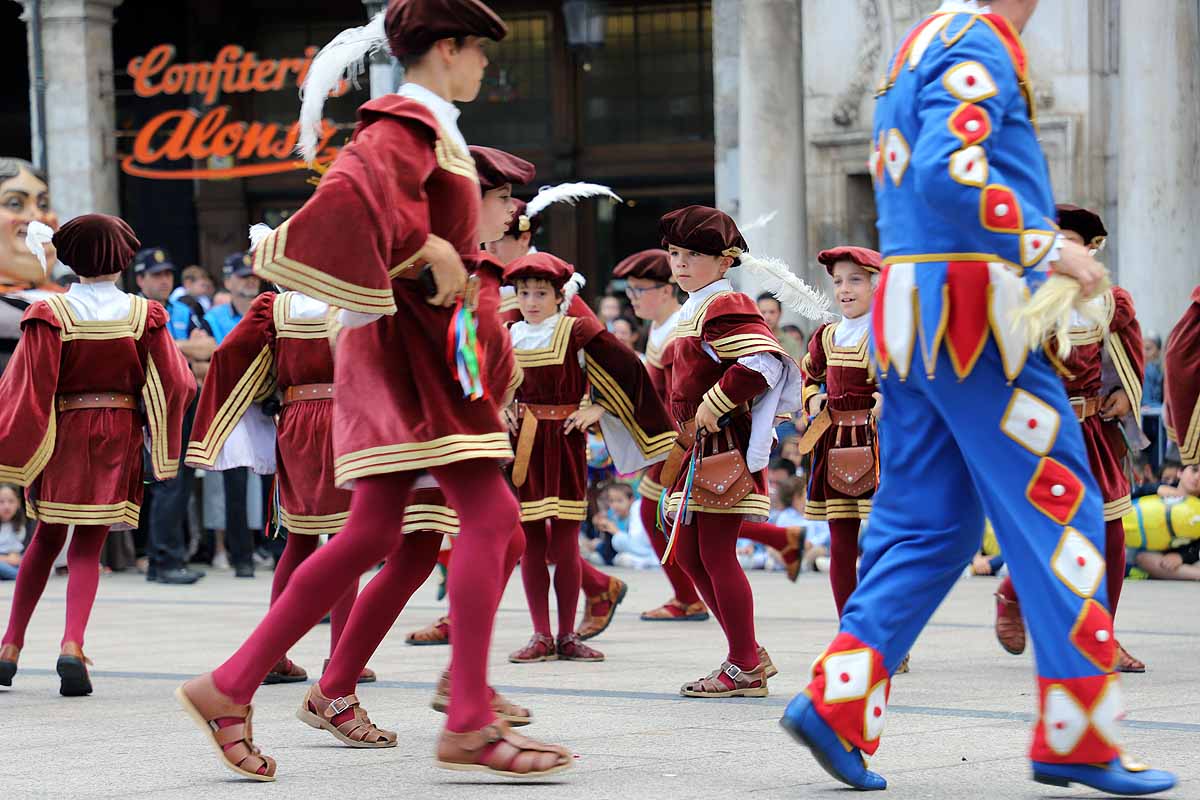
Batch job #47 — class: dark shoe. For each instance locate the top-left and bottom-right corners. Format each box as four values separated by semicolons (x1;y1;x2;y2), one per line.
262;656;308;685
780;693;886;790
1032;757;1175;795
57;642;93;697
0;643;18;687
158;567;204;585
145;564;158;582
235;565;255;578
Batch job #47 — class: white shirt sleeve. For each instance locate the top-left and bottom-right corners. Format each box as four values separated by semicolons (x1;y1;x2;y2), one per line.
337;309;382;328
736;352;784;388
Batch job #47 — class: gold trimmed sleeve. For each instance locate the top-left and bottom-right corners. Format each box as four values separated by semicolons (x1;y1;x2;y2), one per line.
701;383;738;417
0;314;61;486
583;334;678;461
141;321;198;480
186;345;274;469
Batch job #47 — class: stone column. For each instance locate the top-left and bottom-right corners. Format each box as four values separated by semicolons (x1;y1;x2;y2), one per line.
712;0;740;218
21;0;123;221
736;0;806;300
1117;0;1200;337
362;0;399;98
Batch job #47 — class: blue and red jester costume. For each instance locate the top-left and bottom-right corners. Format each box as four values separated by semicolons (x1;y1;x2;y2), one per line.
780;4;1175;795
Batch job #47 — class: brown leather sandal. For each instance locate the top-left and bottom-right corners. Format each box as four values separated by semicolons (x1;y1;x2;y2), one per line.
176;673;277;781
758;645;779;679
576;577;628;641
680;661;769;698
262;656;307;685
429;669;532;727
994;591;1026;655
557;633;605;662
0;643;19;686
436;722;572;778
407;616;450;646
322;658;377;684
895;653;911;674
640;598;710;621
509;633;557;663
1116;642;1147;673
295;684;397;748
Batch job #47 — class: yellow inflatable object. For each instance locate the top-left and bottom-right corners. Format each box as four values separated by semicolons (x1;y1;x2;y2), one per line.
1123;495;1200;551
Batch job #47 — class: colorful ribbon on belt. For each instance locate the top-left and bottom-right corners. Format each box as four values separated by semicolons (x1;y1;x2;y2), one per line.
660;443;701;565
447;297;486;401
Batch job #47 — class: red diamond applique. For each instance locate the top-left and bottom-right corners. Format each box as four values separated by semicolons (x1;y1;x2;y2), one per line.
981;185;1022;233
1026;457;1085;524
1069;599;1117;671
949;102;992;146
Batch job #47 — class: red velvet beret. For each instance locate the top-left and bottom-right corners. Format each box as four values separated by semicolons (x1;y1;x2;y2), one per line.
502;252;574;289
385;0;507;57
470;146;535;193
612;249;672;283
504;198;540;238
817;245;882;275
659;205;747;265
53;214;140;278
1056;204;1107;248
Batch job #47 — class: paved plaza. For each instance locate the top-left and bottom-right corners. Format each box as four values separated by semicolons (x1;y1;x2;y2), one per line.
2;564;1197;799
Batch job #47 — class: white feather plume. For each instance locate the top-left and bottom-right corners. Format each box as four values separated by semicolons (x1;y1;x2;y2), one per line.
738;210;778;234
525;183;623;220
248;223;275;253
24;220;55;275
297;11;388;164
560;272;586;314
739;254;833;322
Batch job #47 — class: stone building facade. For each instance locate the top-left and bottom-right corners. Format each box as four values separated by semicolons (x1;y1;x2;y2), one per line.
716;0;1199;336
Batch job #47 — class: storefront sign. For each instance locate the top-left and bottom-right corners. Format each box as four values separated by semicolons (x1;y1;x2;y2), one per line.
121;44;346;180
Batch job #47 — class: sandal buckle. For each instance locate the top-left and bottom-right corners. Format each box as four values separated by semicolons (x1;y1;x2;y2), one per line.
329;696;352;715
723;663;742;681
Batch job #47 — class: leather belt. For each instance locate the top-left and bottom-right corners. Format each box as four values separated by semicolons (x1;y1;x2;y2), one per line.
1069;395;1103;421
282;383;334;405
56;392;138;412
659;405;749;488
511;403;580;488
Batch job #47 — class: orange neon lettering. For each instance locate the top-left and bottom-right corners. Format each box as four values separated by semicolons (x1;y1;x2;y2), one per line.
127;45;176;98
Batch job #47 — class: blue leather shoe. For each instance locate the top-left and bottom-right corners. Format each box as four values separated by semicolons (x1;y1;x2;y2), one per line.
1032;757;1175;796
780;693;887;791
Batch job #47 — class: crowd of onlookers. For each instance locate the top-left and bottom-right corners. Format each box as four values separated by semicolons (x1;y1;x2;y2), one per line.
0;146;1195;588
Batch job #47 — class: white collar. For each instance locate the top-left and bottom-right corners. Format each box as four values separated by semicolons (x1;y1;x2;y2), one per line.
510;313;563;350
679;279;732;322
648;307;683;349
833;312;871;347
937;1;989;13
397;82;468;153
64;280;132;322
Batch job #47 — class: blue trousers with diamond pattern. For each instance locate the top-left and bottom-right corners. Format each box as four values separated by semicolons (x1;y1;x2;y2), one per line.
842;339;1111;684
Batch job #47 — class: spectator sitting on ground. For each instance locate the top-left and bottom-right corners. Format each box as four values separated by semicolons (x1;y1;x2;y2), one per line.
769;476;828;574
611;492;659;571
1124;464;1200;581
591;482;634;566
965;521;1006;577
1156;460;1183;495
0;483;26;580
1131;455;1162;498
